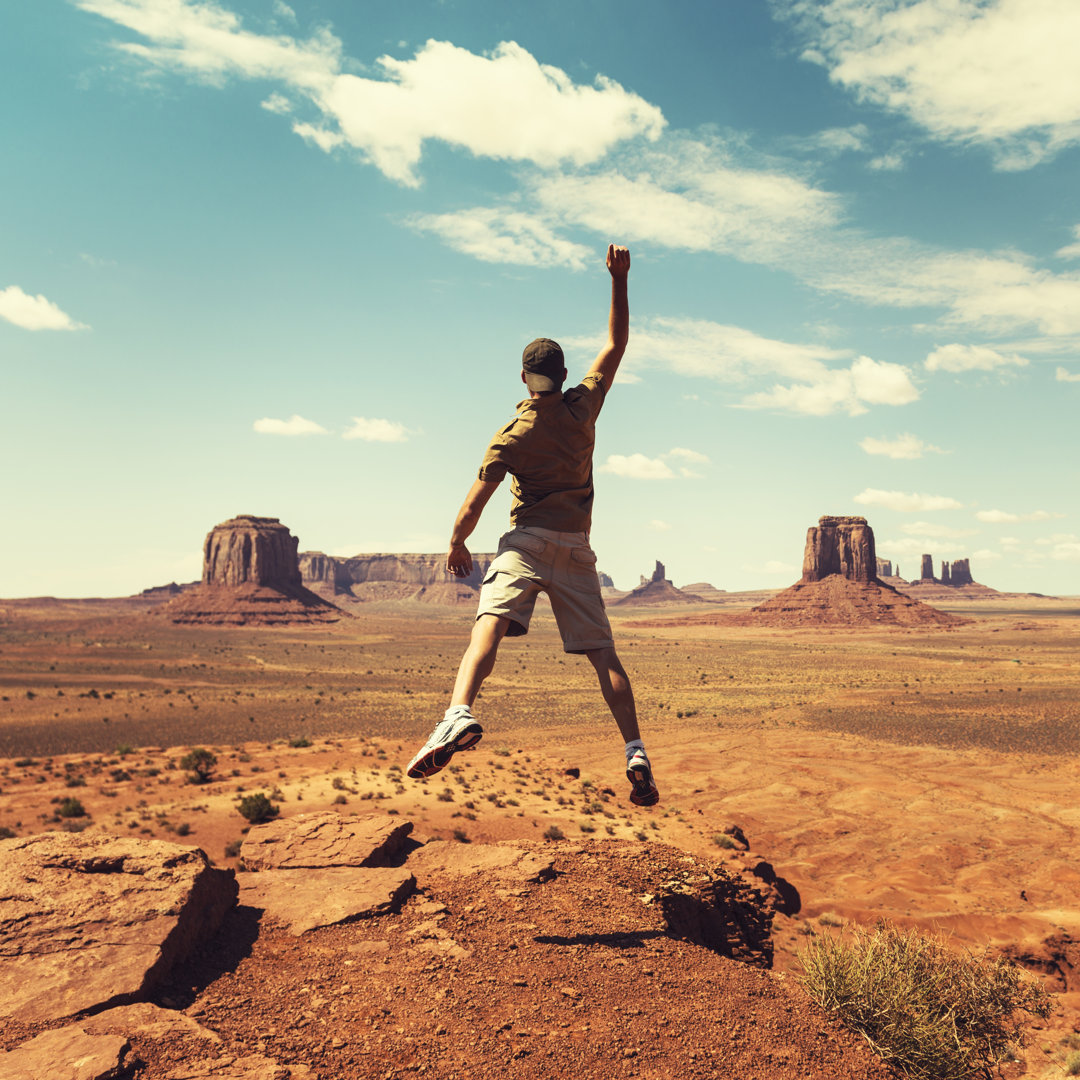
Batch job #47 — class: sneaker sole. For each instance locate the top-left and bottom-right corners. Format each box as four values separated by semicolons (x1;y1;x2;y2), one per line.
627;764;659;807
406;723;483;779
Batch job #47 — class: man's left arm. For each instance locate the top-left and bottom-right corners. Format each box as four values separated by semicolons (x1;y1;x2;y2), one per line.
447;478;501;578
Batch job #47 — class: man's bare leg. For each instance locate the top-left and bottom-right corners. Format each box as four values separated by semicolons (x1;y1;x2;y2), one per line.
451;613;512;707
585;647;641;742
586;646;658;805
407;614;511;779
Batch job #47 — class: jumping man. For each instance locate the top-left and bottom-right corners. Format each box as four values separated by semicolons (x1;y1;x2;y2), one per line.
406;244;658;807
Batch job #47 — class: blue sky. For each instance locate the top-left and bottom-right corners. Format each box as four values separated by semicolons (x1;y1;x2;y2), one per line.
3;0;1079;597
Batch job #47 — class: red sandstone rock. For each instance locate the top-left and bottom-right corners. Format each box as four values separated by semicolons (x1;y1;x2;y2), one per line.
612;561;703;606
802;516;876;583
1;1025;129;1080
158;515;342;625
203;515;301;588
237;867;415;935
0;833;237;1023
405;840;557;890
239;812;413;871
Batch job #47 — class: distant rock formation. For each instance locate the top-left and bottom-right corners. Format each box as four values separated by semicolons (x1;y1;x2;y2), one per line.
613;561;703;607
300;550;616;607
598;570;615;589
901;553;982;591
158;516;342;625
876;557;893;579
802;516;877;583
640;516;963;628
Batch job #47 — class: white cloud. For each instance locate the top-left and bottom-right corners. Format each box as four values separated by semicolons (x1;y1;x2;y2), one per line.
741;355;919;416
343;417;409;442
900;522;977;539
877;537;967;558
77;1;664;186
649;519;672;530
975;508;1062;523
667;447;710;464
252;414;327;436
924;343;1029;372
867;151;906;171
598;453;675;480
1056;225;1080;260
568;317;918;416
970;548;1003;563
1035;532;1078;545
1051;540;1080;561
260;91;292;115
860;433;943;459
783;0;1080;168
408;208;590;269
853;488;964;512
0;285;87;331
1056;366;1080;382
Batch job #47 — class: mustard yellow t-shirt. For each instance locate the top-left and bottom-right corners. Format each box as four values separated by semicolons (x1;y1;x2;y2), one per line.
477;372;606;533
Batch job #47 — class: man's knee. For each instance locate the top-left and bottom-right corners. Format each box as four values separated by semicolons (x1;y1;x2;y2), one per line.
472;613;512;645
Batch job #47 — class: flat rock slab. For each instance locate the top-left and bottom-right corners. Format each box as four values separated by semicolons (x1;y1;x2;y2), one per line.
238;866;415;934
1;1025;129;1080
162;1054;312;1079
83;1002;221;1044
406;841;556;888
240;812;413;871
0;833;238;1023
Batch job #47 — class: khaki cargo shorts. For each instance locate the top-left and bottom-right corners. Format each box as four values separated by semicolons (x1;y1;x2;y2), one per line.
477;526;614;654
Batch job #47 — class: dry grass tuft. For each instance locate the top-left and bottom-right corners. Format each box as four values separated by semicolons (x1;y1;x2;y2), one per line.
797;921;1052;1080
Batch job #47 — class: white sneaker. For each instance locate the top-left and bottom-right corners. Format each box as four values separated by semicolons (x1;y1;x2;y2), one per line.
626;748;659;807
406;712;483;778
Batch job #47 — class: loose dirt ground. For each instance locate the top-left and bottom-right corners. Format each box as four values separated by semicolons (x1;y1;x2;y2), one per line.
1;594;1078;1076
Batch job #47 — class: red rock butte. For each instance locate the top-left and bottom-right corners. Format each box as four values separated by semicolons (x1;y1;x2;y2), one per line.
158;515;342;626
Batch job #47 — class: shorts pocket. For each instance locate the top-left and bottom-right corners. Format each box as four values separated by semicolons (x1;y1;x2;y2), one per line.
570;547;597;566
502;531;549;558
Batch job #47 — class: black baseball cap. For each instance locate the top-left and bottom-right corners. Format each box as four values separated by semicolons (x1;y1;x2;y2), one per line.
522;338;566;392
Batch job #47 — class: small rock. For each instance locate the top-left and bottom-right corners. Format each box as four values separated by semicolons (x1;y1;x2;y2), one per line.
2;1025;129;1080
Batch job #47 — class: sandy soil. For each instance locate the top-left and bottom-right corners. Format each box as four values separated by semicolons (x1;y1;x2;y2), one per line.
2;594;1079;1075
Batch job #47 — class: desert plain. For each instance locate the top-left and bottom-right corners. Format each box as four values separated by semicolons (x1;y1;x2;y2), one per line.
2;590;1079;1078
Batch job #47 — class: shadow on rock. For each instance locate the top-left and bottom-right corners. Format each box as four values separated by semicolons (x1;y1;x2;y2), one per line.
153;904;263;1009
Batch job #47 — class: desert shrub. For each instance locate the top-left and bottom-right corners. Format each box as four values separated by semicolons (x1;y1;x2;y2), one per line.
0;826;16;839
712;832;736;849
65;776;87;788
174;822;191;837
452;828;470;843
114;745;134;756
224;838;243;857
333;794;347;805
543;825;564;841
798;921;1052;1080
14;758;35;768
1066;1050;1080;1077
57;798;87;818
180;748;217;784
288;737;311;748
237;792;279;824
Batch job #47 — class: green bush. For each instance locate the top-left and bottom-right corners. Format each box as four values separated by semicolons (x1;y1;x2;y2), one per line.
57;797;87;818
224;838;243;858
798;921;1051;1080
1066;1050;1080;1076
237;792;279;824
179;748;217;784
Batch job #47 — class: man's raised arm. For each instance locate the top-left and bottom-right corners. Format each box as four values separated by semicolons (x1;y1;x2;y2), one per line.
447;478;501;578
586;244;630;387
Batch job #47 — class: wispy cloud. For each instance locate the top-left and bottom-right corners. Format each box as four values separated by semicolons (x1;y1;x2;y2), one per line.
568;317;918;416
899;522;977;538
598;445;710;480
925;343;1029;372
408;208;590;269
0;285;87;331
853;488;963;512
649;519;672;530
860;433;943;459
781;0;1080;169
598;453;675;480
975;508;1062;523
76;1;664;186
1056;366;1080;382
253;414;327;436
1057;225;1080;260
343;416;409;442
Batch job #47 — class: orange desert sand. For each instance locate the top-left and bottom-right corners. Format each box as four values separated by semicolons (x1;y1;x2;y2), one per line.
1;590;1078;1078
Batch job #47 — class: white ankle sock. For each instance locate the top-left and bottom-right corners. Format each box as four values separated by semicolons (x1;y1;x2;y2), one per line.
624;739;645;760
445;704;473;721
